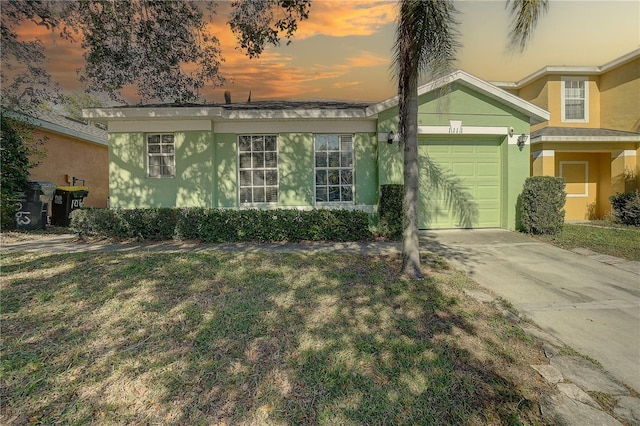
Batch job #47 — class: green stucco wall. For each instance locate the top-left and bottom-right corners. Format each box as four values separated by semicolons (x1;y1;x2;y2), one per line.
279;133;314;206
110;129;378;211
354;133;379;205
213;133;237;208
109;131;213;208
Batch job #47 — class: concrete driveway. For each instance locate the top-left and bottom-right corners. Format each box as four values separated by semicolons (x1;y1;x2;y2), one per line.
420;229;640;393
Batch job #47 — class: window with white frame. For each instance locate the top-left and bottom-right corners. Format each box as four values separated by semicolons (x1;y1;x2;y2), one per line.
238;135;278;204
147;133;175;178
314;134;354;203
562;77;588;122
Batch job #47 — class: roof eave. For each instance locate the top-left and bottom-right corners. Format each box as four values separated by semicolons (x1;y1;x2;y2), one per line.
497;48;640;89
82;106;225;121
223;109;369;120
531;135;640;144
4;109;107;146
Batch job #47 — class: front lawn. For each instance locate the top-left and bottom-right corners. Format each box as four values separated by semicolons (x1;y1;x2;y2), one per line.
536;223;640;261
1;251;549;425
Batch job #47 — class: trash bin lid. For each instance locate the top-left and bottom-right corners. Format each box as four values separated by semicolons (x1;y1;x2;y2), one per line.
56;186;89;192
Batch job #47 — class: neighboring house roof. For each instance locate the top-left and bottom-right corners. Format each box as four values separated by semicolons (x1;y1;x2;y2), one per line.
531;126;640;143
492;49;640;89
3;109;108;146
83;70;549;125
131;100;373;111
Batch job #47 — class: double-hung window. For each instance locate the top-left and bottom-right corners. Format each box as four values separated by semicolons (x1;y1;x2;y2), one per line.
147;133;175;178
238;135;278;204
562;77;588;122
314;134;354;203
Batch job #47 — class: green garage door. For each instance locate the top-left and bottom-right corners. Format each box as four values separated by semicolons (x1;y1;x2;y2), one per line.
418;138;501;229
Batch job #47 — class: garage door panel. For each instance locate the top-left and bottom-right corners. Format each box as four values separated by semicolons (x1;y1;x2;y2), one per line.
451;162;475;177
477;186;499;201
477;163;500;178
419;139;501;229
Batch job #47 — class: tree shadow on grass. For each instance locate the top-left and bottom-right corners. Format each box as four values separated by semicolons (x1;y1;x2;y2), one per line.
1;250;548;425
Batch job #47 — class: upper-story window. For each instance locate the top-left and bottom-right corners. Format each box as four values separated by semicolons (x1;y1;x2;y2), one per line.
561;77;589;122
238;135;278;204
147;133;175;178
314;134;354;204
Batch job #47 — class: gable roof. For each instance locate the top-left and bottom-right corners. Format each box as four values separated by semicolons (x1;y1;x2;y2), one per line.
3;109;108;146
492;49;640;89
84;70;549;124
367;70;549;124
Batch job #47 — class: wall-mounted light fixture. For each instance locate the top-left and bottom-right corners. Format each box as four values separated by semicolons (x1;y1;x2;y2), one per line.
387;130;396;144
508;127;514;137
517;134;528;149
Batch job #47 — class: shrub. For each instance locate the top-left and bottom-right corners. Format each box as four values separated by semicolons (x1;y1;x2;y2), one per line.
520;176;566;235
71;207;372;242
378;184;403;239
610;191;640;226
0;115;42;229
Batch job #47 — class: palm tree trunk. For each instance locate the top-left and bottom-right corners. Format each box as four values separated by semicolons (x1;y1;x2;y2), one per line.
401;82;422;279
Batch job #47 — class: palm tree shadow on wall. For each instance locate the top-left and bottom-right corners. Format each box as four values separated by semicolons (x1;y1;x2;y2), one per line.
419;154;478;229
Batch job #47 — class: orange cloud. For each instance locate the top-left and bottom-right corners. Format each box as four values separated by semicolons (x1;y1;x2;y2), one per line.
294;1;396;39
331;81;361;89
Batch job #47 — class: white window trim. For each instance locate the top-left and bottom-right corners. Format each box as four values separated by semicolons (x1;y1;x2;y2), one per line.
561;76;589;123
314;134;355;206
146;133;176;178
237;134;279;206
560;161;589;198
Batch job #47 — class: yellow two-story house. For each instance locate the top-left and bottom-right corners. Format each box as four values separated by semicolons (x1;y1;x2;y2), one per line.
495;49;640;220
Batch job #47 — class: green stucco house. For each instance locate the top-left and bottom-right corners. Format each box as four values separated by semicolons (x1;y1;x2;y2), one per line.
84;71;548;230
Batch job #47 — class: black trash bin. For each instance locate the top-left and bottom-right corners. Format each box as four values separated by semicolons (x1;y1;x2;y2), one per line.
52;186;89;226
15;181;57;230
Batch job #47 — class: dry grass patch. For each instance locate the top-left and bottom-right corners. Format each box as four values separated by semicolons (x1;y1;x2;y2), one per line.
1;250;550;425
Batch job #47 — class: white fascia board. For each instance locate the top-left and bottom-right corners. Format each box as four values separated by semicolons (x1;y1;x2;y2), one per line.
215;119;376;134
109;120;212;133
222;109;368;120
367;70;550;124
83;106;225;121
531;135;640;144
600;48;640;72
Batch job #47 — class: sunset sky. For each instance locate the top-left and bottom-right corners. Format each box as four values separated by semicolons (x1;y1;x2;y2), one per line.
10;0;640;105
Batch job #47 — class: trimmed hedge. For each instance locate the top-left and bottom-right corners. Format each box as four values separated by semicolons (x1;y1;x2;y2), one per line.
70;207;372;242
610;191;640;226
378;184;403;239
520;176;566;235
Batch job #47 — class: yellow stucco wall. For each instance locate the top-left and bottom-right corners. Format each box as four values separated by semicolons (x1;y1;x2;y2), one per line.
531;143;639;220
29;129;109;208
556;152;607;220
600;57;640;133
517;78;549;132
518;76;603;129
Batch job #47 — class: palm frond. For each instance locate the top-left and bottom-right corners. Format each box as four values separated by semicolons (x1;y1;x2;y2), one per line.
506;0;549;52
393;0;460;148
